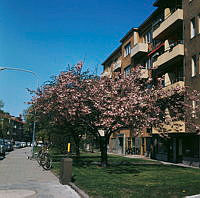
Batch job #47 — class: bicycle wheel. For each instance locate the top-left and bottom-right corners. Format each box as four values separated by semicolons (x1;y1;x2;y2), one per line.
36;150;43;165
41;153;52;170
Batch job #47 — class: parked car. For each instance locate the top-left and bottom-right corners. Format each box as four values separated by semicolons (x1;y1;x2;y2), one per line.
0;139;5;158
20;142;26;147
4;140;13;152
14;141;22;149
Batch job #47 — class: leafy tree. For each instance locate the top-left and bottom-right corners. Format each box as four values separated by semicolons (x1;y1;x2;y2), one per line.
30;63;200;167
0;100;4;111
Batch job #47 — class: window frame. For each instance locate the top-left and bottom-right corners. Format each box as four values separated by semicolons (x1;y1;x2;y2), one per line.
191;55;197;77
124;65;131;77
124;43;131;57
191;17;196;39
198;14;200;34
192;100;196;118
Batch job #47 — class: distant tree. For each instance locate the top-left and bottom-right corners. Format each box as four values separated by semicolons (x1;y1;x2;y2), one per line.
0;100;4;110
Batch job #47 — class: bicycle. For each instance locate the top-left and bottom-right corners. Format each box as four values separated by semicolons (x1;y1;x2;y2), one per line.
37;146;52;170
125;148;134;155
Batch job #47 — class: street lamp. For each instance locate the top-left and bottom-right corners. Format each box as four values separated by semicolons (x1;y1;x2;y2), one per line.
0;66;39;157
0;118;4;139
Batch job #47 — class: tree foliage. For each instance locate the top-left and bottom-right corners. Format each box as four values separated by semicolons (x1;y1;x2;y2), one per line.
29;63;200;166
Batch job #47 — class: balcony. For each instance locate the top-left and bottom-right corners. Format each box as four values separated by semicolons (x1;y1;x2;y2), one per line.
131;43;148;58
153;9;183;40
140;69;149;79
152;121;185;134
113;60;122;72
161;80;185;98
101;71;111;78
153;42;184;69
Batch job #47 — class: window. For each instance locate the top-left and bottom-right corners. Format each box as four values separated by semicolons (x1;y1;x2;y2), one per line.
191;17;196;38
192;100;196;118
198;14;200;34
124;65;131;77
144;31;152;44
145;58;152;69
124;43;131;57
199;53;200;71
191;55;197;77
133;32;138;46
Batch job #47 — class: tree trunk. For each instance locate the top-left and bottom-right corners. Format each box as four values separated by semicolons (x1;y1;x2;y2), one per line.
73;134;80;157
75;142;80;157
100;136;108;167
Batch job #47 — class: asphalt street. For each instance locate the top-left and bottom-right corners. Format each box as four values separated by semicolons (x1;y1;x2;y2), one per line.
0;147;80;198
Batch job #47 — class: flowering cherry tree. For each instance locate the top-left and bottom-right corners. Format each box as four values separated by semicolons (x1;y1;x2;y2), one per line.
30;63;200;167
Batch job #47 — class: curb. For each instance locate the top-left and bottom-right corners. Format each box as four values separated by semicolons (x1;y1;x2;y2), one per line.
68;182;90;198
185;195;200;198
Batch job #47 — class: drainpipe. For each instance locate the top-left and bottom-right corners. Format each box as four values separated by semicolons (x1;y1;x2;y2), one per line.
123;134;126;155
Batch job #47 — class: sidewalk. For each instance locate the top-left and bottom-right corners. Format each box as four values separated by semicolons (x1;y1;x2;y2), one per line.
0;147;80;198
112;152;200;169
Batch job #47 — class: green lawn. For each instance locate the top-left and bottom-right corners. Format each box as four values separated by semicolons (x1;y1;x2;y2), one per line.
51;153;200;198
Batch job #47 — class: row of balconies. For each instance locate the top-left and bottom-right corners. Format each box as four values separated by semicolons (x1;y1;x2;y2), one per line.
102;7;185;93
131;8;183;58
103;8;184;73
101;7;185;134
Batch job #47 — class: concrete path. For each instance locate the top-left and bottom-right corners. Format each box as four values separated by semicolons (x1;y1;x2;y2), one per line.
0;147;80;198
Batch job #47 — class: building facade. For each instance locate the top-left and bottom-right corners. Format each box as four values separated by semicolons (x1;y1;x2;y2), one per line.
102;0;200;166
0;113;25;142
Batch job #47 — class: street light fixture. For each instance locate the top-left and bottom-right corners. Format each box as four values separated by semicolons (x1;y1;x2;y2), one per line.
0;66;39;157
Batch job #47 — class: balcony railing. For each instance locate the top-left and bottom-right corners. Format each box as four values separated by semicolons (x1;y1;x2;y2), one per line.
153;41;184;69
164;77;184;87
160;78;185;99
101;71;111;78
113;60;122;71
153;7;180;31
131;43;148;58
153;8;183;39
152;121;185;134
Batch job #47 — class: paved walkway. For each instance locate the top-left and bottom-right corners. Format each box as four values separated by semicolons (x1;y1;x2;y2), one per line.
0;147;80;198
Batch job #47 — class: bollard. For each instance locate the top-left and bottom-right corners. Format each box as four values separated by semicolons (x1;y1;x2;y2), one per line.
59;158;72;185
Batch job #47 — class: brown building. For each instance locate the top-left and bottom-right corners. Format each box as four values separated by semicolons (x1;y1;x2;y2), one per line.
0;113;25;142
182;0;200;166
149;0;200;166
149;0;185;163
102;28;138;155
102;45;122;78
101;0;200;166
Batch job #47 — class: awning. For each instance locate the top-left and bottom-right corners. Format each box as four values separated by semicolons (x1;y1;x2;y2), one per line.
148;43;164;57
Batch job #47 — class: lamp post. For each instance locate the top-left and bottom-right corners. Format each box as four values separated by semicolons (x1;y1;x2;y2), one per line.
0;118;4;139
0;66;39;156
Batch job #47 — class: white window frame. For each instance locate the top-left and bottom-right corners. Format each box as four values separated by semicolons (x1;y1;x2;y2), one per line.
124;65;131;77
192;100;196;118
198;14;200;34
191;55;197;77
145;58;152;69
144;31;152;44
133;32;138;46
191;17;196;39
124;43;131;57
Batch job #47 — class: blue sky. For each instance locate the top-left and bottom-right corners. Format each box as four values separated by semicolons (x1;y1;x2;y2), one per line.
0;0;156;117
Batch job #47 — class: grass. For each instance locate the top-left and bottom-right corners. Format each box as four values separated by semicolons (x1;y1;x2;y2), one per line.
51;152;200;198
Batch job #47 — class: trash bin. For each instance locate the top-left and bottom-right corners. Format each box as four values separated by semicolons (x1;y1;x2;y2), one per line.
59;158;72;185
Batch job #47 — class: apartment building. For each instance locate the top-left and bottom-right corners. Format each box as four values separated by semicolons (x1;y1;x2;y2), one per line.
182;0;200;166
149;0;200;166
102;8;165;156
149;0;185;163
102;28;138;155
102;0;200;165
0;113;25;142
